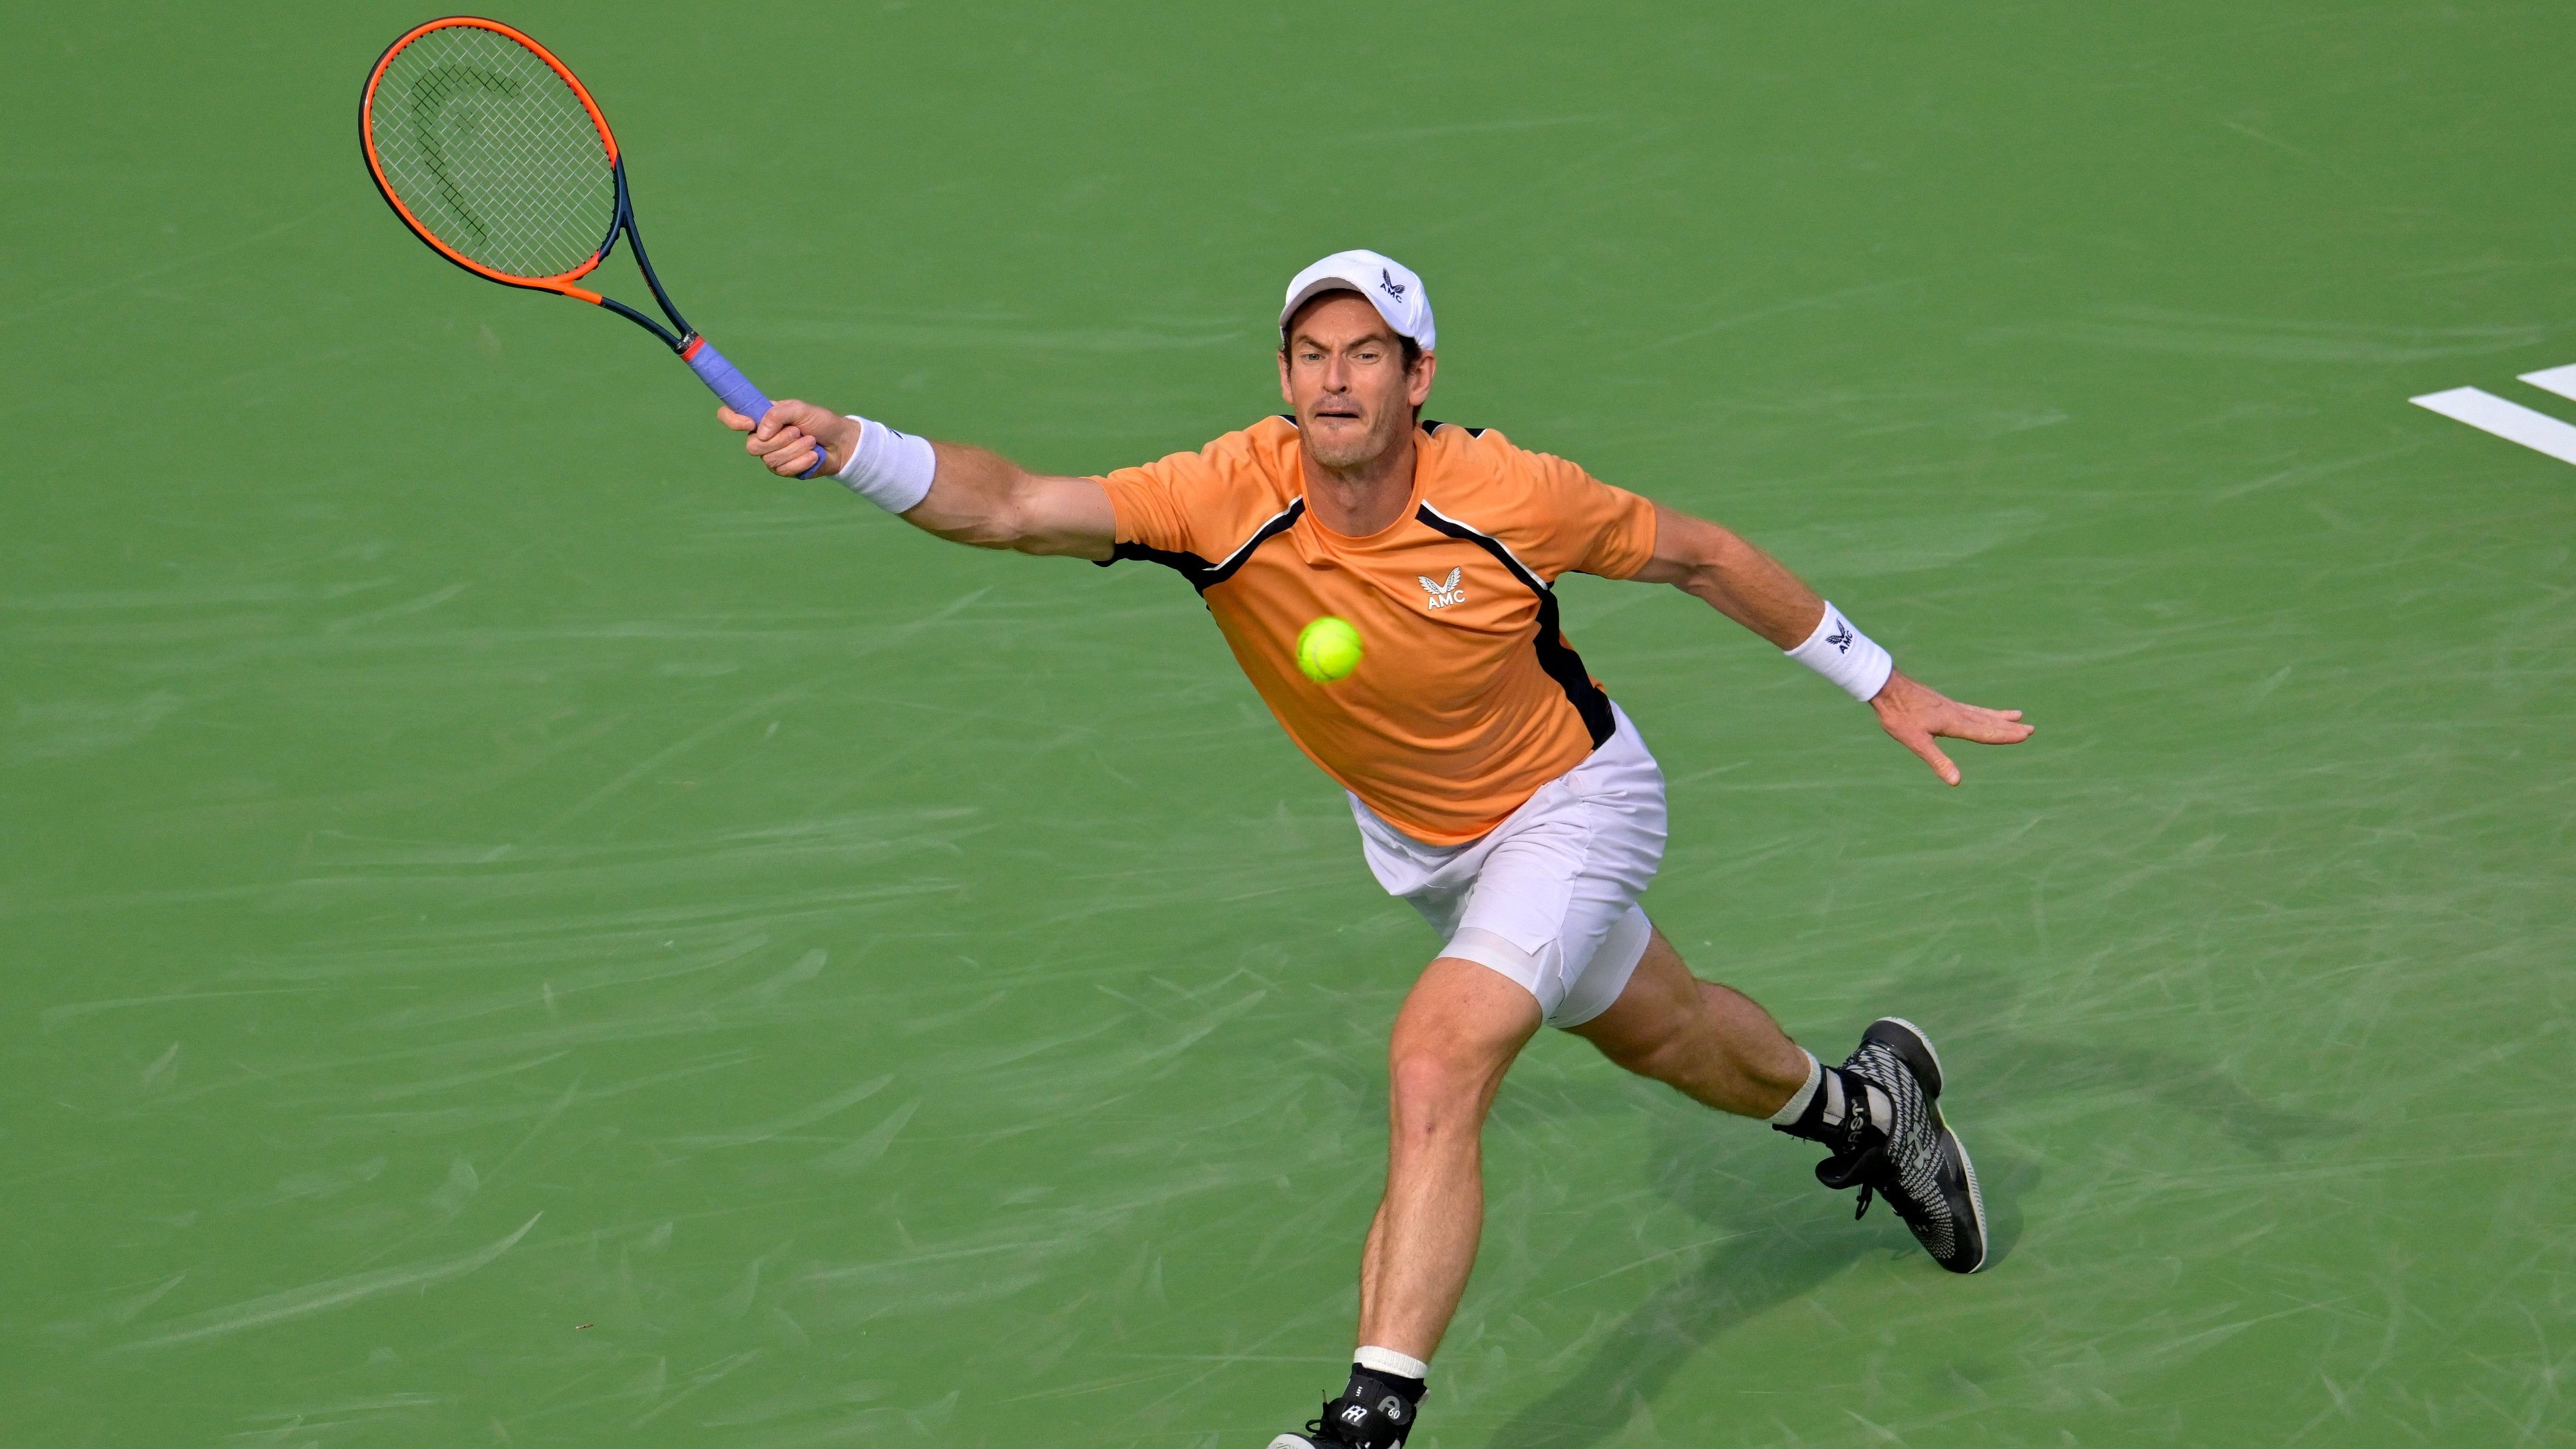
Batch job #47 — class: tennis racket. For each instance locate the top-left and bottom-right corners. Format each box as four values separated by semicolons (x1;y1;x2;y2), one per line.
361;16;824;477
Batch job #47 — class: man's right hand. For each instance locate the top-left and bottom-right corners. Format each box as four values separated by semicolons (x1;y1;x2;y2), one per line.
718;400;862;478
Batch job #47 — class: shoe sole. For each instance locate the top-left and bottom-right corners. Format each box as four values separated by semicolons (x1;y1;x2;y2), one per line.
1863;1016;1988;1274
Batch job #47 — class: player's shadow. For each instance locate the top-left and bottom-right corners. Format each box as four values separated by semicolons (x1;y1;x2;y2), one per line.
1481;964;2348;1449
1897;961;2354;1163
1480;1112;2042;1449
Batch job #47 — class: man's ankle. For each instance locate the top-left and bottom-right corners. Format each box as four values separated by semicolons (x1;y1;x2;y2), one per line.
1771;1062;1890;1144
1763;1050;1824;1127
1352;1345;1429;1404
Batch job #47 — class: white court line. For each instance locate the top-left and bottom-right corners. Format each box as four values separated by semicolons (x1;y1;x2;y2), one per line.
2409;386;2576;467
2517;364;2576;403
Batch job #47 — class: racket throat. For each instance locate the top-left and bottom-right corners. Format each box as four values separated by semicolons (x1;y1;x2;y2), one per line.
598;296;687;351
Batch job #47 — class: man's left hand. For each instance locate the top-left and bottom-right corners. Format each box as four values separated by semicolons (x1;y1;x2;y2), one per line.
1869;670;2033;786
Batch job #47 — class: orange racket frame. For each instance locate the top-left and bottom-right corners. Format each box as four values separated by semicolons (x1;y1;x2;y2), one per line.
360;17;823;475
362;17;619;304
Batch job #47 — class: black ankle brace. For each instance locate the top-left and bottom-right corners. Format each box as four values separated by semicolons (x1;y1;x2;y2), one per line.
1349;1363;1425;1407
1316;1372;1421;1449
1773;1064;1863;1144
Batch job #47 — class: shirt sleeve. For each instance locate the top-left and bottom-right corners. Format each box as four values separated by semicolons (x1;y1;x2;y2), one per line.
1526;451;1659;581
1093;443;1232;564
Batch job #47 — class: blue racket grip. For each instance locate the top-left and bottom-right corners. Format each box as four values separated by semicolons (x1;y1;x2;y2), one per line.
685;337;825;479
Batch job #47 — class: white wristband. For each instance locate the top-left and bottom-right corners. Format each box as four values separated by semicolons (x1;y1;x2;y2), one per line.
1785;602;1893;702
834;415;938;513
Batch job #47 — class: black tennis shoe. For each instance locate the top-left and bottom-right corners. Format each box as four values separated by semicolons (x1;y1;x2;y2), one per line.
1782;1017;1988;1273
1267;1372;1420;1449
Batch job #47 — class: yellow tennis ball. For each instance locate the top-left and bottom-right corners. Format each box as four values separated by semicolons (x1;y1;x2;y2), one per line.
1296;615;1364;683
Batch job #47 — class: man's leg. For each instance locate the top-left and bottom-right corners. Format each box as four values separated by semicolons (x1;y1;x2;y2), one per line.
1566;926;1811;1117
1348;927;1795;1360
1356;954;1543;1360
1568;925;1992;1274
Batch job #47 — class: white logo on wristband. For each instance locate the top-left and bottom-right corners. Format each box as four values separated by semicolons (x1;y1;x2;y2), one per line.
1787;603;1893;702
834;415;938;514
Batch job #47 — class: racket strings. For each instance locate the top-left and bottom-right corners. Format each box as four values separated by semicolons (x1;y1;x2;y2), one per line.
369;26;618;280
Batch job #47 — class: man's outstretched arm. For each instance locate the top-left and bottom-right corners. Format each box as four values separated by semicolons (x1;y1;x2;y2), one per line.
719;401;1115;560
1629;503;2034;785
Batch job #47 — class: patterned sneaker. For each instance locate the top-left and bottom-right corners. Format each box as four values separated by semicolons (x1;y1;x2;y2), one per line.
1787;1017;1988;1273
1266;1373;1420;1449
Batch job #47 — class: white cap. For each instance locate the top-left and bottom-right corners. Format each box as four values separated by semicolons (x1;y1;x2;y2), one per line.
1279;249;1435;352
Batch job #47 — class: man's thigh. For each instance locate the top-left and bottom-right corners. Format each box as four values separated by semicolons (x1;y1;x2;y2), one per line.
1562;927;1698;1062
1389;956;1545;1082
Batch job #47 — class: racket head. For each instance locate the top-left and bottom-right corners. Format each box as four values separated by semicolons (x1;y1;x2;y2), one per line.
362;17;622;301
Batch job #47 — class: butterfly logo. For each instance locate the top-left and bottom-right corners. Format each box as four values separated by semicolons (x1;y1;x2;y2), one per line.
1417;566;1464;609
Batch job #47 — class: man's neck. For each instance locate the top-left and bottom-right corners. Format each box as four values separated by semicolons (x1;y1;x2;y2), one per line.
1300;432;1418;537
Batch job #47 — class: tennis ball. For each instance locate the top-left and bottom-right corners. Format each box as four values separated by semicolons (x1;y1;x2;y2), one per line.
1296;615;1364;683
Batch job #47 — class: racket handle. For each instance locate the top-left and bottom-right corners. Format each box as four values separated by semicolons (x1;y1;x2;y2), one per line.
684;337;825;479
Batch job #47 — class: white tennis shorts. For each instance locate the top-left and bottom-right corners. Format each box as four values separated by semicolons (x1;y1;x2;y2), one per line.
1348;702;1668;1028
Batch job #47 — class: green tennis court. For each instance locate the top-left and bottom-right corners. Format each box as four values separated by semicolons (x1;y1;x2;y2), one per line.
7;3;2570;1444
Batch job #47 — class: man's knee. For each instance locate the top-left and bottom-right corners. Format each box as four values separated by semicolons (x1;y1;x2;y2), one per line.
1387;1036;1499;1124
1386;1030;1521;1138
1384;955;1541;1134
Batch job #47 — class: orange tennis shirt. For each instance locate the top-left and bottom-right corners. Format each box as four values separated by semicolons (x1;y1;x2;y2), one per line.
1095;415;1658;845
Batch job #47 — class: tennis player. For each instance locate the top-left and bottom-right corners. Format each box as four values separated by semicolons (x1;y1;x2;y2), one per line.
721;250;2032;1449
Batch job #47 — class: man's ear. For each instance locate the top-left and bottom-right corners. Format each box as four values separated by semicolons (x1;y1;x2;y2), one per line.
1278;348;1295;407
1407;350;1439;407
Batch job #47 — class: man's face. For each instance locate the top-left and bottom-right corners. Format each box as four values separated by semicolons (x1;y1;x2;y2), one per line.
1278;292;1437;471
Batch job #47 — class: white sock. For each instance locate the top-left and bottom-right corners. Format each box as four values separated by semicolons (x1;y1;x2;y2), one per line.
1766;1050;1823;1126
1354;1345;1430;1384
